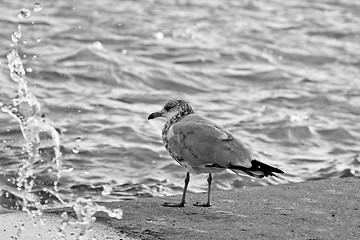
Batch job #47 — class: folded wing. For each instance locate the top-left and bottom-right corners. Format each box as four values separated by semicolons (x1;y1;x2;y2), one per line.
167;114;253;172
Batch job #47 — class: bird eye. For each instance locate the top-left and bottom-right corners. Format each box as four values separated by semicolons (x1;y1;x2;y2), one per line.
164;105;172;111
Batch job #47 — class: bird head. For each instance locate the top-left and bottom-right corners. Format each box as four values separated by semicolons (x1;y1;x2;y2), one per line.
148;99;194;121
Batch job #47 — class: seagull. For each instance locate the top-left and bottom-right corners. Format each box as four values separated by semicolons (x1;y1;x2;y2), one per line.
148;99;284;207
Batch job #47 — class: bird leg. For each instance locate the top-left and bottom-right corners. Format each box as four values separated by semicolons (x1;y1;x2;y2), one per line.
194;173;212;207
163;172;190;207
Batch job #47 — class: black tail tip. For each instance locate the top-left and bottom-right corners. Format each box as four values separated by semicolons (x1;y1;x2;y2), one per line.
252;159;284;175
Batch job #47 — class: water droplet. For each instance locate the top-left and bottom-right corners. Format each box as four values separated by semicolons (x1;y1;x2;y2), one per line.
18;9;31;19
75;137;82;142
72;147;80;154
102;185;112;196
11;30;22;43
61;212;68;219
26;68;33;73
122;49;127;55
107;208;123;219
153;32;164;39
36;38;42;43
33;3;43;12
92;41;103;50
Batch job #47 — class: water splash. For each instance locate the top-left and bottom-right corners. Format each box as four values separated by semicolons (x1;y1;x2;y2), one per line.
59;198;122;240
2;48;62;221
2;6;123;240
7;48;26;83
3;49;61;167
2;25;62;234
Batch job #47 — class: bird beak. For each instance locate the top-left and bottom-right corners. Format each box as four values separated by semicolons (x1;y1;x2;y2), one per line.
148;111;163;120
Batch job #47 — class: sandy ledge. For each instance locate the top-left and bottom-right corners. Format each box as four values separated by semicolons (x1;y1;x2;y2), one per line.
1;177;359;240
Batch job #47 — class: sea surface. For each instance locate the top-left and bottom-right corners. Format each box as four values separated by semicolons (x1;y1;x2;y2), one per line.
0;0;359;205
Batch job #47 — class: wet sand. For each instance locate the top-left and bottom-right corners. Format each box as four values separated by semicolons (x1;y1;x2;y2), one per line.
1;177;359;239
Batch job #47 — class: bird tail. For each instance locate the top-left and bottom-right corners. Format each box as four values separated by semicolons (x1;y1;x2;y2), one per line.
229;159;284;178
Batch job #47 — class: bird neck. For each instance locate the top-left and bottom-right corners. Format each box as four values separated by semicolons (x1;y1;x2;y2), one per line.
162;110;194;143
169;107;194;125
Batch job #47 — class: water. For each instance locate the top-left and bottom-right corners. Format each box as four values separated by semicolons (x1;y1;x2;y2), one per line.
0;0;359;213
1;5;123;239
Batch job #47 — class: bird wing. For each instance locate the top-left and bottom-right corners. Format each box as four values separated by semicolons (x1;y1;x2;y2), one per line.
167;114;253;170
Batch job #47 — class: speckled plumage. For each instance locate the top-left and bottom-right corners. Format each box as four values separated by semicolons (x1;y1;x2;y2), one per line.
148;99;284;207
161;100;195;165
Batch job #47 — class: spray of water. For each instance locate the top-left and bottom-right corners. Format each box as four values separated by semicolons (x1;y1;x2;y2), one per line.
2;4;122;239
3;13;62;218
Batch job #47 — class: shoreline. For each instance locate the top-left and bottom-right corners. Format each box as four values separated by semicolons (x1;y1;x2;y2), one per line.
1;177;359;239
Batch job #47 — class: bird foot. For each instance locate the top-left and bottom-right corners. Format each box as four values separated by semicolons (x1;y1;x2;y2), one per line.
193;202;211;207
162;202;185;207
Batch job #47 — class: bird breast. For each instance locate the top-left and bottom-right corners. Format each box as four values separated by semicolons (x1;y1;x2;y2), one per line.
166;124;175;142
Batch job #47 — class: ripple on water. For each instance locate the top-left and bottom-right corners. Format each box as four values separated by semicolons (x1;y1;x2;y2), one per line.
0;0;360;203
316;127;357;142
